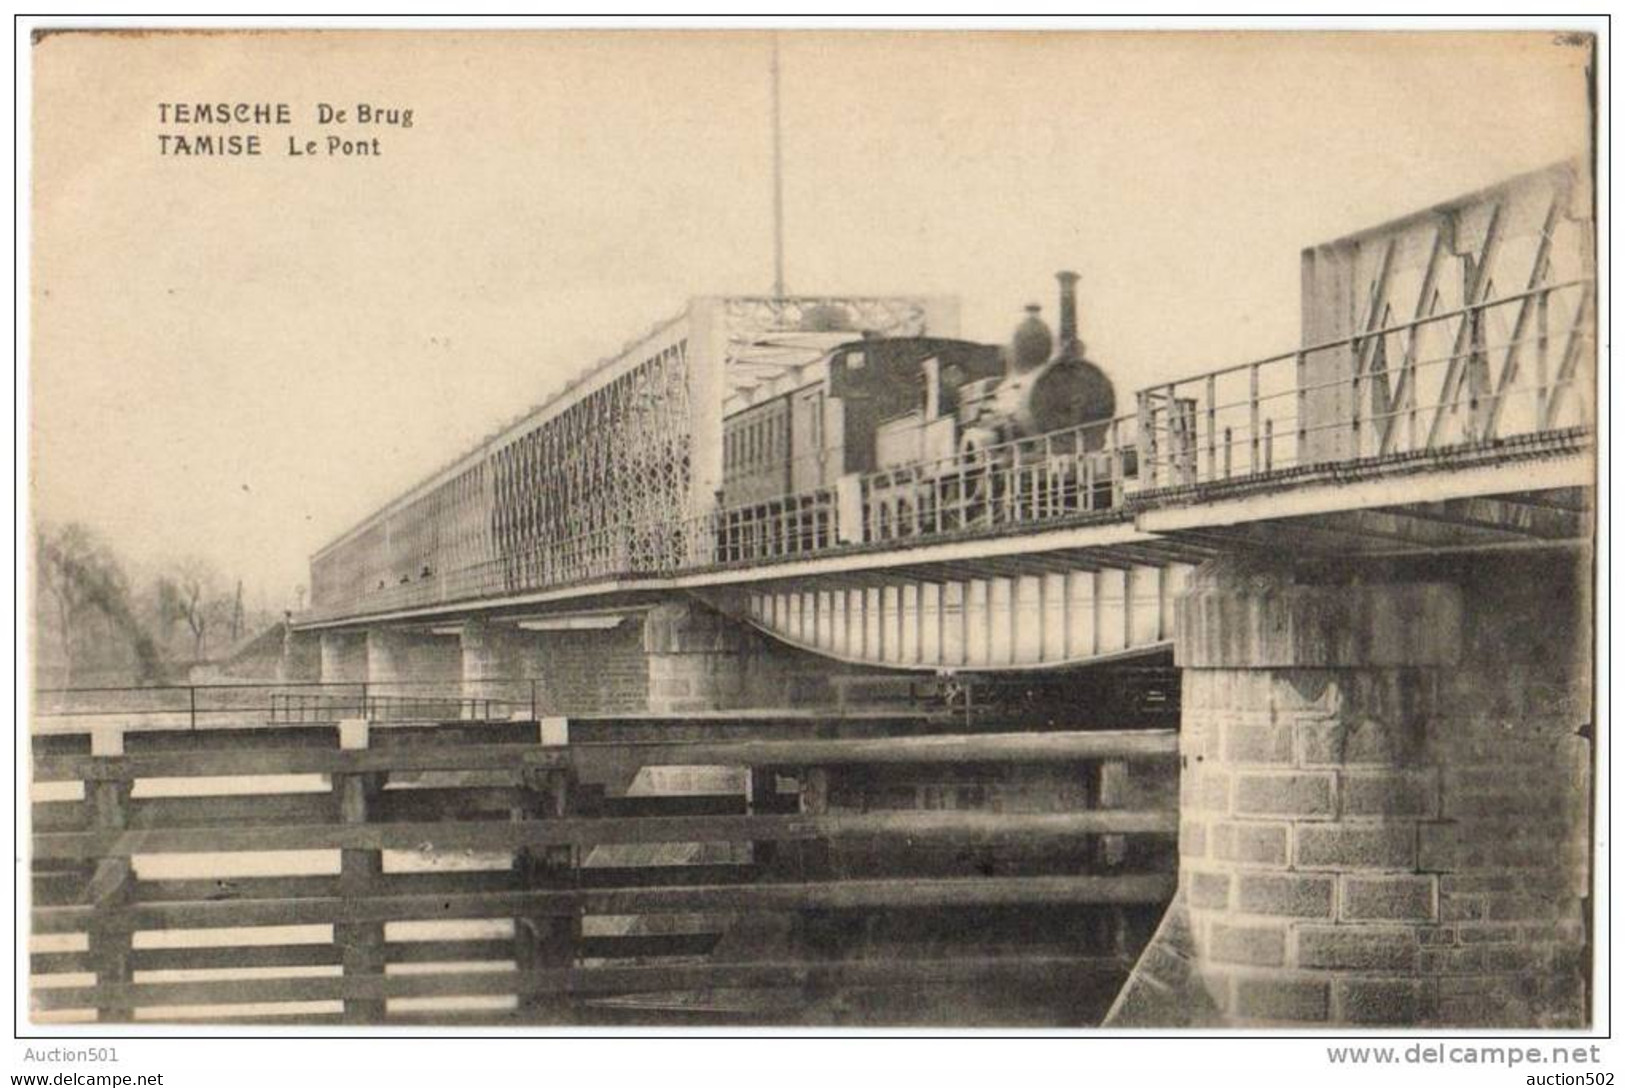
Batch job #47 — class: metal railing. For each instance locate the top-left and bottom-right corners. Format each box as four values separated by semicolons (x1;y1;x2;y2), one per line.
713;488;838;563
857;415;1137;540
1133;279;1594;490
299;281;1594;624
34;679;541;731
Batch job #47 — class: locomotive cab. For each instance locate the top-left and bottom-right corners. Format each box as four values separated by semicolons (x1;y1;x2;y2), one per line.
717;269;1123;554
828;337;1004;473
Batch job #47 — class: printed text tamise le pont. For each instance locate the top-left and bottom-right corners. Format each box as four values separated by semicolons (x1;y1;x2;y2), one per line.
156;101;414;157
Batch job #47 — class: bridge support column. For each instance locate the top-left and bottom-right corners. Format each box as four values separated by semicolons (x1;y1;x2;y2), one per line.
644;601;751;712
319;631;367;684
1111;552;1590;1028
281;627;322;682
460;619;522;702
461;620;515;681
644;599;838;713
460;617;653;716
365;627;461;692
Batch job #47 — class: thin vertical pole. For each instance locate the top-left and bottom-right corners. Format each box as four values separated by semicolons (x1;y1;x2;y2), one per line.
1137;394;1156;488
1296;351;1309;464
1037;573;1049;663
1092;570;1104;656
1123;569;1134;651
914;583;926;666
1109;418;1124;506
1155;565;1168;642
1205;374;1217;482
770;32;786;299
1351;340;1364;455
1164;382;1179;481
1535;287;1551;428
1248;364;1261;473
1060;570;1074;660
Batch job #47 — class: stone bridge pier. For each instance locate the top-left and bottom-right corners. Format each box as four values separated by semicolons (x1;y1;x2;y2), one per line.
1110;548;1592;1028
316;629;365;684
309;628;462;690
291;547;1593;1030
298;597;876;716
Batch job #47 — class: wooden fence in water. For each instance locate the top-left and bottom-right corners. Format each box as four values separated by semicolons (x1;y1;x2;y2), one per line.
30;712;1178;1026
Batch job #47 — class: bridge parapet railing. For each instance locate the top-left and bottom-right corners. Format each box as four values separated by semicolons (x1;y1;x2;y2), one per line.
1132;279;1595;492
297;419;1148;623
854;414;1139;541
34;682;361;734
686;279;1593;567
34;680;540;733
670;413;1144;569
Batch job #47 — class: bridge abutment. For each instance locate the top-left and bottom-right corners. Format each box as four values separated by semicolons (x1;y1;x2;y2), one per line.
1112;551;1591;1027
365;627;461;691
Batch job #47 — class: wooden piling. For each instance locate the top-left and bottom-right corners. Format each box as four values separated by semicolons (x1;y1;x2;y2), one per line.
86;730;134;1023
335;719;386;1023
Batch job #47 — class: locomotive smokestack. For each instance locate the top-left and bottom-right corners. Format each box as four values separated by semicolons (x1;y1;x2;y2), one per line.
1056;270;1081;356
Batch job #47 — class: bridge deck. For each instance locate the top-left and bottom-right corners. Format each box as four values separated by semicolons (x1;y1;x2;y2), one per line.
296;272;1593;639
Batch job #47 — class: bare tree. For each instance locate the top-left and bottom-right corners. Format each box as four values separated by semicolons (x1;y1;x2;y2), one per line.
159;556;231;662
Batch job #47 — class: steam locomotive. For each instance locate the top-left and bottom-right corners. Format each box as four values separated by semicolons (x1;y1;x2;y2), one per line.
719;272;1121;548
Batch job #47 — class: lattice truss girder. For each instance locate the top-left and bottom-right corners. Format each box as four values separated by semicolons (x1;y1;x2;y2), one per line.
490;337;693;585
311;461;491;605
718;296;937;398
307;295;950;614
1330;162;1594;456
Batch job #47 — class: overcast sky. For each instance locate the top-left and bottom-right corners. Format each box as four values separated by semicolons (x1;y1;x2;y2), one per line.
29;29;1591;606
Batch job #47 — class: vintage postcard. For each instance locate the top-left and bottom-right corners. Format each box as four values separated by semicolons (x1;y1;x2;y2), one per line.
21;24;1600;1045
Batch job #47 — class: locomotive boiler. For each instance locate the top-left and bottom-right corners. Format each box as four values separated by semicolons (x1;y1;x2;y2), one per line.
719;271;1122;552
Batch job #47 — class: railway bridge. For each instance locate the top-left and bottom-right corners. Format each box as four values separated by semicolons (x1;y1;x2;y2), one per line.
33;161;1596;1028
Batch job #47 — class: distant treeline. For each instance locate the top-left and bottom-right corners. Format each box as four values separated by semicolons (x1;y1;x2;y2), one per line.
34;521;290;688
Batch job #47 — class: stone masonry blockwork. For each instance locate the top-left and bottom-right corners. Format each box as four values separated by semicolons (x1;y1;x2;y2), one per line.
1120;552;1592;1028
